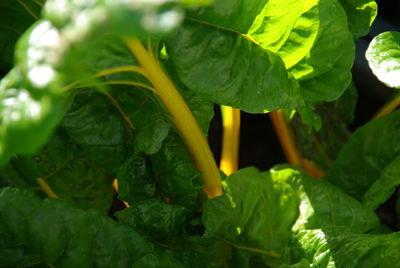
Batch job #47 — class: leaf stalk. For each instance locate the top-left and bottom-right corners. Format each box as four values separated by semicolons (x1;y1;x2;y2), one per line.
220;106;240;175
125;38;222;198
36;178;59;198
373;95;400;119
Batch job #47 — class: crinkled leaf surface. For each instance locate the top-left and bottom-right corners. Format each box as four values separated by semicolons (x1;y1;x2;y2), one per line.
283;228;400;267
167;0;357;113
203;167;379;267
60;89;130;175
166;1;303;113
7;132;115;213
0;187;192;267
366;31;400;89
246;0;355;102
117;153;156;204
150;133;203;209
324;110;400;209
116;199;187;241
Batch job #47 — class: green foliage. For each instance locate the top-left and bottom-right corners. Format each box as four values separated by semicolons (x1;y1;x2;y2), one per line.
366;31;400;88
2;0;400;267
324;111;400;208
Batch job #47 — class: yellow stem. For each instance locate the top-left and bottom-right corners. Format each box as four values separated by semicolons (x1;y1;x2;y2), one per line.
220;106;240;175
17;0;39;20
373;95;400;119
36;178;59;198
270;111;325;178
230;242;281;259
94;66;147;79
125;37;222;198
102;91;135;130
69;81;156;94
269;110;302;165
61;65;148;92
113;179;130;207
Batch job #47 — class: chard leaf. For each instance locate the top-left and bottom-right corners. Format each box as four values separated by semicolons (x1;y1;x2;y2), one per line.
117;153;156;204
203;167;378;266
284;229;400;267
0;187;190;267
366;31;400;89
7;132;115;213
337;0;377;39
333;82;358;124
203;167;298;256
116;199;187;241
330;232;400;267
0;0;41;71
166;1;303;113
60;89;130;175
363;155;400;209
247;0;354;103
324;110;400;208
150;133;203;209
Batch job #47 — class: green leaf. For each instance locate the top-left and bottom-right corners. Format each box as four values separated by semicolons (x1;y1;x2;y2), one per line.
150;133;203;209
248;0;354;103
60;89;130;174
203;167;296;256
0;161;32;188
116;199;187;241
331;232;400;267
166;4;303;113
132;252;186;268
115;86;170;155
9;132;115;213
333;82;358;124
285;229;400;267
0;0;41;71
248;0;321;70
117;153;156;204
1;0;204;164
189;0;266;33
366;31;400;89
324;110;400;207
337;0;377;39
203;167;378;266
363;155;400;209
0;187;189;267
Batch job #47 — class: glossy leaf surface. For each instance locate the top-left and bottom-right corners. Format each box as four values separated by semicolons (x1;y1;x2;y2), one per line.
203;167;379;266
366;31;400;89
8;132;115;213
116;199;187;241
0;187;183;267
166;1;303;113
